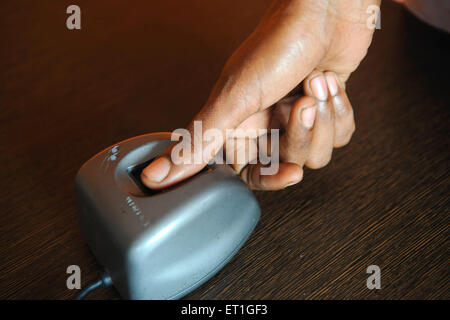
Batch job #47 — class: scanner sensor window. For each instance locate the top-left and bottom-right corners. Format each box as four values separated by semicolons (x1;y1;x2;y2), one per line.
127;159;211;196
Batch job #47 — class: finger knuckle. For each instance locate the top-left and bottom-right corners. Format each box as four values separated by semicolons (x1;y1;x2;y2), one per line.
306;154;332;169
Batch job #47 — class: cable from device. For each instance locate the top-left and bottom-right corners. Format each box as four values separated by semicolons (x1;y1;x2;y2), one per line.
74;272;112;300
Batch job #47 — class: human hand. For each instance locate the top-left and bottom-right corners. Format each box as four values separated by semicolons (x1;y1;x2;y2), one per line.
142;0;380;190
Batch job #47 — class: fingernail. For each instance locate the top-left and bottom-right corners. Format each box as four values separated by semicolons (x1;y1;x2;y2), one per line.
325;73;339;97
301;106;316;129
310;75;328;101
285;180;298;188
142;157;171;182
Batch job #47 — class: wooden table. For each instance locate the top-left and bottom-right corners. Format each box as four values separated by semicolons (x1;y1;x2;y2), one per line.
1;0;448;299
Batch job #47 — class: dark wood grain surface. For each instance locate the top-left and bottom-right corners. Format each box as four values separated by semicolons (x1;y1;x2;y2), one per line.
1;0;448;299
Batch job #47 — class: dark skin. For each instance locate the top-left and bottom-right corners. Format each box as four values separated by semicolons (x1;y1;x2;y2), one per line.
142;0;381;190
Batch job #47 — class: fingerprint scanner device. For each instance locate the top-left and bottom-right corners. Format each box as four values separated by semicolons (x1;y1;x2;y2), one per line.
75;132;260;299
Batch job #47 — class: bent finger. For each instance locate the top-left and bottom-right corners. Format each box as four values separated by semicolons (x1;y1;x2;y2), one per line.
279;95;316;166
240;162;303;190
303;71;335;169
324;72;355;147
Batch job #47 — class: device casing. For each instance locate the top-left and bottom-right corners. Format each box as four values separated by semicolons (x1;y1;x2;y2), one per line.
75;132;260;299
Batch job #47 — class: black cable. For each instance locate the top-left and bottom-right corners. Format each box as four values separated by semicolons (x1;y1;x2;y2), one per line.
74;272;112;300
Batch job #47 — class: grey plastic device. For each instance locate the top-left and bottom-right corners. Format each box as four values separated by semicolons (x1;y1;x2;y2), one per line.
75;132;260;299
